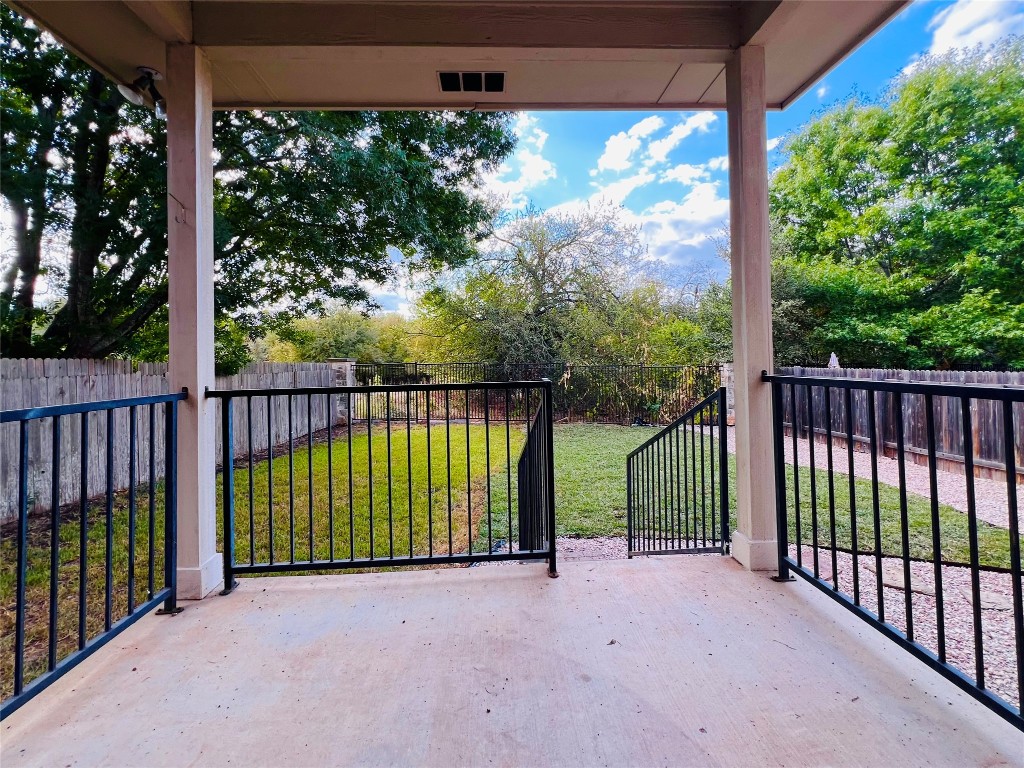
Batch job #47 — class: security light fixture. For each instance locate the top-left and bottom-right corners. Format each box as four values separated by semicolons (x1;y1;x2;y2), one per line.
118;67;166;119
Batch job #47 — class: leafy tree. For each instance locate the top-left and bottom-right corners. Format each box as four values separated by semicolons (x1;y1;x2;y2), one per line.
770;42;1024;369
263;310;416;364
0;6;515;365
416;203;704;366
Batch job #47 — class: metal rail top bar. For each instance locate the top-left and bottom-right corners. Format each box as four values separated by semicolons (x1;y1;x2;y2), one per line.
0;389;188;423
205;380;553;398
763;372;1024;401
627;389;723;460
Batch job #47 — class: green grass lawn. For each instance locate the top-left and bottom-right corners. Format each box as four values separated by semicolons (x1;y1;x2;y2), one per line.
226;422;521;564
3;421;1019;703
550;424;1019;571
548;424;659;536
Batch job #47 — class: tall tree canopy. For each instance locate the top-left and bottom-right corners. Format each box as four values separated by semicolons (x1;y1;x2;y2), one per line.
769;43;1024;369
0;6;515;363
416;203;714;366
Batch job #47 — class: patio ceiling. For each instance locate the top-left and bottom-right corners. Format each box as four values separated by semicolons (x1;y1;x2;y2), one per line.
9;0;907;110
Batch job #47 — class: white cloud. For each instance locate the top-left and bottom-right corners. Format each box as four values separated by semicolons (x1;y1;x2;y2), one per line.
516;113;549;151
660;163;709;186
706;155;729;172
816;85;829;99
766;137;781;152
646;182;730;224
628;115;666;139
645;113;717;165
595;115;666;173
628;181;730;263
479;113;556;207
926;0;1024;55
590;169;657;204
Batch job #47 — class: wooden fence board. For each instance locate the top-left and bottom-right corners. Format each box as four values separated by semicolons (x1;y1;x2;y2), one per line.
0;359;339;521
779;367;1023;482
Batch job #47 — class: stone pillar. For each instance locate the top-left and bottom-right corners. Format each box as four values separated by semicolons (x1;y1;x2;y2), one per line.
327;358;357;387
166;44;221;598
726;45;777;571
720;363;735;426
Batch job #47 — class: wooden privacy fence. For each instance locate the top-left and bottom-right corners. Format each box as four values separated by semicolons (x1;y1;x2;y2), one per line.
779;367;1024;481
0;359;343;522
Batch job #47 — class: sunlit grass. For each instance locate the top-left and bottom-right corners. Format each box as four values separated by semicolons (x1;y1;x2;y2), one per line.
224;423;523;564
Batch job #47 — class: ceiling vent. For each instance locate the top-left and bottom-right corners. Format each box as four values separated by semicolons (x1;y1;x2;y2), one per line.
438;72;505;93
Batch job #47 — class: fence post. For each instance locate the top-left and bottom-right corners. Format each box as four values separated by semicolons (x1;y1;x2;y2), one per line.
220;396;237;594
542;380;558;578
626;454;633;557
718;387;730;554
769;377;793;581
158;396;184;614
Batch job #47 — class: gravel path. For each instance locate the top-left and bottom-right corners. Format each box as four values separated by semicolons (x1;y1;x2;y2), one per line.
706;425;1016;529
478;536;630;566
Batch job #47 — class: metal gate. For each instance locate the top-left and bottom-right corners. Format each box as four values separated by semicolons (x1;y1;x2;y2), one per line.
626;388;729;556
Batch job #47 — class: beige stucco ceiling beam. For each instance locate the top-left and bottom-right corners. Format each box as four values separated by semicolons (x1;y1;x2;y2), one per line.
124;1;193;44
191;2;742;49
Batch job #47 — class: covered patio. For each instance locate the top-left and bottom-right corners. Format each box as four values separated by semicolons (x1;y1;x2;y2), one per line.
3;556;1020;766
4;0;910;596
6;0;1022;759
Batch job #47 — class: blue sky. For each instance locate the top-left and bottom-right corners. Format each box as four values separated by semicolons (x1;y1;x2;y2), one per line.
366;0;1023;313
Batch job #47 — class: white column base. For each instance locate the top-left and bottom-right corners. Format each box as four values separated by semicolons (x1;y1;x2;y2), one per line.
731;531;778;572
176;553;223;600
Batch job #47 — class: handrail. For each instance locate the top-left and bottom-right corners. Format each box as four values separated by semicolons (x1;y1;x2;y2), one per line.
214;379;557;585
763;372;1024;401
1;393;183;720
206;381;545;397
1;389;188;423
627;389;724;460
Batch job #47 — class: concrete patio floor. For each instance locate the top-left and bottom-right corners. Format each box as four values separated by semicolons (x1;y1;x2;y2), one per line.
3;556;1021;767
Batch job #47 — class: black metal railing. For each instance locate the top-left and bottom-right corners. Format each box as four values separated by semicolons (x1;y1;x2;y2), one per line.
0;391;186;719
626;388;729;556
518;398;555;556
354;362;720;425
208;381;557;587
764;372;1023;731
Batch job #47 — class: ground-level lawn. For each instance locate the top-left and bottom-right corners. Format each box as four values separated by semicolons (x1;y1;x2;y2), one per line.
224;422;522;564
551;424;1019;572
3;422;1019;702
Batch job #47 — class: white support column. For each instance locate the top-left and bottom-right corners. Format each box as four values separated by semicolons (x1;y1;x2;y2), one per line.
166;44;221;598
726;45;777;571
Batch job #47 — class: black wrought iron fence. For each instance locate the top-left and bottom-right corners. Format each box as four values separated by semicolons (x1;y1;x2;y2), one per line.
0;391;186;719
626;388;730;556
354;362;720;425
764;372;1023;731
207;381;557;586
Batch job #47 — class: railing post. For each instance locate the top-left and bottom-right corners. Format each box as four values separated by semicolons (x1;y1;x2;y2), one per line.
718;387;730;554
14;421;28;695
626;454;634;557
221;396;237;594
769;377;793;581
158;397;184;614
542;380;558;578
